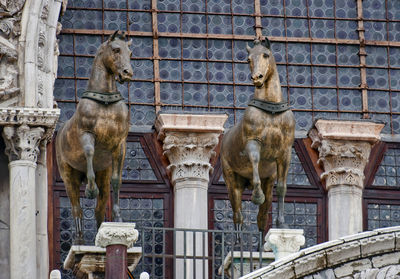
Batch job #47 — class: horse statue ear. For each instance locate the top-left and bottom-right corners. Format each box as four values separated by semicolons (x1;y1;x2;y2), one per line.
109;30;119;42
263;36;271;49
127;39;132;46
121;31;126;39
246;44;251;53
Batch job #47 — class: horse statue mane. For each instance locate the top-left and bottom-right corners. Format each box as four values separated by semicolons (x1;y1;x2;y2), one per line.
220;36;295;239
56;30;133;244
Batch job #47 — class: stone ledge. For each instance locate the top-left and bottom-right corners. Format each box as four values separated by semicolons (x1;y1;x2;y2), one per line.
0;107;60;127
155;113;228;139
239;227;400;279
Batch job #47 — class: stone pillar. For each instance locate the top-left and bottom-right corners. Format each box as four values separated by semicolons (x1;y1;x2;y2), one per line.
264;229;305;261
156;113;227;279
2;124;44;279
95;222;139;279
309;120;384;240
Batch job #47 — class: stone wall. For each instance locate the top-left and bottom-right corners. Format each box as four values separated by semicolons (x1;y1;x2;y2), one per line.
241;227;400;279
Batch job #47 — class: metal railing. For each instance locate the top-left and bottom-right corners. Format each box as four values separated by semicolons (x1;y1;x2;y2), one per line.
132;227;274;279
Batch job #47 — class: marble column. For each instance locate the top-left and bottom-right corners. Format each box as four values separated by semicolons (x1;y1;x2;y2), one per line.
2;124;44;279
264;229;305;261
95;222;139;279
309;119;384;240
156;113;227;279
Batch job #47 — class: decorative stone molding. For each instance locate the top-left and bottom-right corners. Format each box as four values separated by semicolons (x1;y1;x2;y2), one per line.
309;119;385;190
264;229;305;261
240;226;400;279
95;222;139;248
2;124;44;162
156;113;227;185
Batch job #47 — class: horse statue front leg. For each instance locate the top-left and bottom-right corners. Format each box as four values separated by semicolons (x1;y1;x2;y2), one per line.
275;151;291;228
245;140;265;205
111;142;126;222
80;132;99;199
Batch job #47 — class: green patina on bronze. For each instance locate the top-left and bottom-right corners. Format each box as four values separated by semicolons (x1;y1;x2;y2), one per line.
82;91;124;105
56;31;133;245
220;37;295;239
248;98;290;114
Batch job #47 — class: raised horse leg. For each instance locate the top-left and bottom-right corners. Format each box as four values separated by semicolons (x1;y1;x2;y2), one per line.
94;167;112;229
58;160;85;244
80;132;99;199
245;140;265;205
257;177;274;233
222;163;245;243
276;150;291;228
111;141;126;222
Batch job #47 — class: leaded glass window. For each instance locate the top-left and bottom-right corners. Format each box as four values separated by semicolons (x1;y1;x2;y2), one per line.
56;0;400;134
372;148;400;187
367;203;400;230
123;141;157;181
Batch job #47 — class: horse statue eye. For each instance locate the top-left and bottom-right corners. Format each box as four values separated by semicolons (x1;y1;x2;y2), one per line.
113;48;120;53
263;53;269;58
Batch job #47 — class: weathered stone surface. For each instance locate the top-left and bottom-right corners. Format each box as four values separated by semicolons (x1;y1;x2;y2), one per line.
50;270;61;279
95;222;138;248
312;269;336;279
294;251;327;278
260;263;295;279
371;252;400;268
334;259;372;278
265;229;305;261
360;233;395;257
326;240;360;267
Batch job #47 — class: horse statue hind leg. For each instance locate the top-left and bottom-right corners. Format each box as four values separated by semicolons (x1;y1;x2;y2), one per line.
56;30;133;244
220;37;295;243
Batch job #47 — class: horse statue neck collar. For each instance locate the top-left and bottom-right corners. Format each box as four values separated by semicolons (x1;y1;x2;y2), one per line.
81;90;124;105
248;98;290;114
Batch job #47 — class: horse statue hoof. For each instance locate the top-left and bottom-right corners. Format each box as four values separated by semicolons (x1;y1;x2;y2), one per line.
73;237;85;245
85;186;99;199
251;192;265;205
276;220;290;229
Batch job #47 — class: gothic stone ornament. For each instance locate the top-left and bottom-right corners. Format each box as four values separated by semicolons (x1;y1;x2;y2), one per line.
2;124;45;162
162;132;219;185
55;31;133;244
220;38;295;237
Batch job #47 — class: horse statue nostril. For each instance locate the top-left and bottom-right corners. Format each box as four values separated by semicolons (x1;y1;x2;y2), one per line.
258;74;263;79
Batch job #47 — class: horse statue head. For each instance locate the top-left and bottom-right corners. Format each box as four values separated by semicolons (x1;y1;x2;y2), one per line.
246;38;274;88
88;30;133;93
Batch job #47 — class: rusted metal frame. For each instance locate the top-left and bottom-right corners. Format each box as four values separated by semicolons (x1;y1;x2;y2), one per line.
205;0;211;111
254;0;262;39
385;0;394;134
179;0;185;110
357;0;369;118
334;0;340;118
152;0;161;113
72;34;78;105
283;0;291;105
62;28;400;47
230;0;237;121
67;5;400;23
305;0;315;120
126;0;131;118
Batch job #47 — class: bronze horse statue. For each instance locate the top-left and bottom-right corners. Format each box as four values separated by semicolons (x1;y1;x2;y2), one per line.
56;31;133;244
220;38;295;236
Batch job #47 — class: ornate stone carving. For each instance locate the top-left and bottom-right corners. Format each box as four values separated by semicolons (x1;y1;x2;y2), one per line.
95;222;139;248
156;113;227;185
264;228;305;261
2;124;45;162
162;132;219;185
309;120;384;190
0;0;25;107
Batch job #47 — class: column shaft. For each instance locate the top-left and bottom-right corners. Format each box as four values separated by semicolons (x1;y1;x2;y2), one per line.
105;244;128;279
9;160;37;279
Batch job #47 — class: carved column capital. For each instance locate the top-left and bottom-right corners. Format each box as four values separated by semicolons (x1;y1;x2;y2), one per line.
155;113;227;185
309;119;385;190
2;124;44;162
264;229;305;261
95;222;139;248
